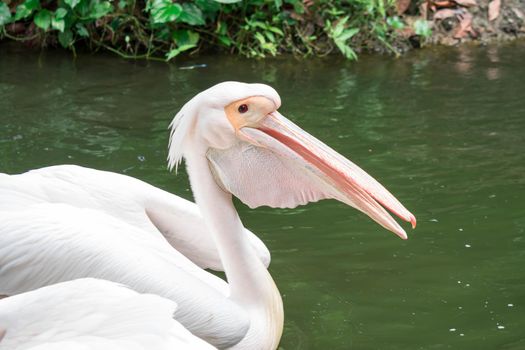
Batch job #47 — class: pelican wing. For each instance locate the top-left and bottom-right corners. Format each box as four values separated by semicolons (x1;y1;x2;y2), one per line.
0;278;216;350
0;165;270;270
0;204;249;349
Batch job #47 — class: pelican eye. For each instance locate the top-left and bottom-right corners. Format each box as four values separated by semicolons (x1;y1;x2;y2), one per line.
238;104;248;114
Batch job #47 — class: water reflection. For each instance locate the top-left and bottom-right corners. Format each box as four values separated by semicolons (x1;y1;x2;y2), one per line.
455;46;474;76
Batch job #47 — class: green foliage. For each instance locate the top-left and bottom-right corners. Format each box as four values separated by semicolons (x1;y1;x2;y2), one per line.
213;0;242;3
166;29;200;60
149;0;183;24
65;0;81;9
387;16;405;30
0;2;11;26
326;16;359;60
0;0;409;60
53;9;68;32
15;0;40;21
34;10;52;30
58;30;74;47
237;18;284;57
414;19;432;38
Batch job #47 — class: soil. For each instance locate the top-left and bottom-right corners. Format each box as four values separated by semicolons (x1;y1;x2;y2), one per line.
397;0;525;49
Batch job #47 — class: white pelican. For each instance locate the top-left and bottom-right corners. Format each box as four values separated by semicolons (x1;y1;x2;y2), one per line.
0;165;270;271
0;82;415;349
0;278;215;349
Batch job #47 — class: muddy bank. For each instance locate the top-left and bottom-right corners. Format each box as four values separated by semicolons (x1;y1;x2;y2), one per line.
397;0;525;48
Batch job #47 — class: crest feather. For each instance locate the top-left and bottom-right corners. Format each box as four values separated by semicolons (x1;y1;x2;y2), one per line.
168;96;200;172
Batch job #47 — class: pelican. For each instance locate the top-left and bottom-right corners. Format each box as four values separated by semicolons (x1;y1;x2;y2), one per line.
0;278;215;349
0;82;415;349
0;165;270;271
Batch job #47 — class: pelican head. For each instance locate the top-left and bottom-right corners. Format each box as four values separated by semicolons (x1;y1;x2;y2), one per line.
169;81;416;239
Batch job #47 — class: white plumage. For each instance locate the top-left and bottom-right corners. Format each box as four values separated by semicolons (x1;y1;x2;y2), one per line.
0;81;415;349
0;203;249;349
0;278;215;350
0;165;270;271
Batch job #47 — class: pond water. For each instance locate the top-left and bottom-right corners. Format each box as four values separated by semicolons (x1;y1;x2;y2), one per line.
1;43;524;349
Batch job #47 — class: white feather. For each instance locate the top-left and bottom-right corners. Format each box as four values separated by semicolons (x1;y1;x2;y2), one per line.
0;165;270;271
0;204;250;348
0;278;216;350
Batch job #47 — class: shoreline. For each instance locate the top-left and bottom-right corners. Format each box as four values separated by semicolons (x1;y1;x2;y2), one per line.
1;0;524;62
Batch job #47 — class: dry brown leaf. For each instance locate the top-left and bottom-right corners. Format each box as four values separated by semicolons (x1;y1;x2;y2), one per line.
396;0;411;14
420;1;428;19
454;12;473;38
303;0;315;8
434;9;460;20
398;27;416;38
512;7;525;20
488;0;501;21
454;0;477;7
290;12;304;22
433;0;456;8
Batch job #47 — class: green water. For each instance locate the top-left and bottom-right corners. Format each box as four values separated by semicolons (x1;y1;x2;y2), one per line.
1;43;524;349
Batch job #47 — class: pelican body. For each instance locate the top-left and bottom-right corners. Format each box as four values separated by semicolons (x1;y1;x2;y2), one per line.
0;278;216;350
0;165;270;272
0;82;415;349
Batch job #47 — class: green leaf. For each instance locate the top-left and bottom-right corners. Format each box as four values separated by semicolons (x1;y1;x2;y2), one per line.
15;5;31;21
58;29;73;47
24;0;40;11
90;1;112;19
75;23;89;37
177;3;204;25
387;16;405;30
166;30;200;61
14;0;40;20
64;0;80;9
34;10;52;30
338;28;359;42
254;32;266;45
285;0;304;14
195;0;220;17
218;35;232;47
216;20;227;35
212;0;242;3
335;41;357;60
414;19;432;38
0;2;12;26
167;29;200;60
150;0;182;24
51;17;65;32
55;8;68;19
247;20;267;31
156;26;171;40
166;44;195;61
51;7;67;32
172;29;199;47
215;21;231;46
165;49;181;61
264;31;275;43
267;26;283;36
333;16;349;38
